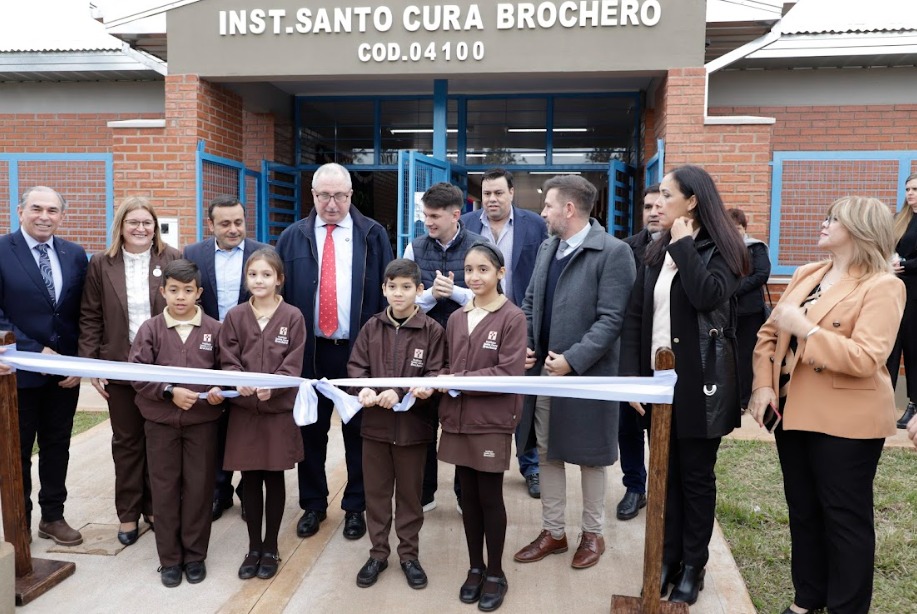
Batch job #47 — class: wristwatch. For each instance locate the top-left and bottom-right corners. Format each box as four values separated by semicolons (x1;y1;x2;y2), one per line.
163;384;175;401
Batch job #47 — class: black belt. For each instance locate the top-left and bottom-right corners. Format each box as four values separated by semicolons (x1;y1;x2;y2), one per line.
316;337;348;346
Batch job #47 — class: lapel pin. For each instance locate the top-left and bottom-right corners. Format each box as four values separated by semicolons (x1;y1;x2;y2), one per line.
153;265;162;277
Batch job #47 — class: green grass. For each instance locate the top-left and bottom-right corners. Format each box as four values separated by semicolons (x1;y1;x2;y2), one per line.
30;411;109;456
717;439;917;613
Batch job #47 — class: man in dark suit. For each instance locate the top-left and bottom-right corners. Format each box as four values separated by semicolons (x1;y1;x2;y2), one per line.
461;168;548;499
276;163;393;541
183;195;267;520
0;186;88;545
616;183;661;522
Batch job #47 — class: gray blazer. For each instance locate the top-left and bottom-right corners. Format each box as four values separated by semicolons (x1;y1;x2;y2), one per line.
518;219;636;466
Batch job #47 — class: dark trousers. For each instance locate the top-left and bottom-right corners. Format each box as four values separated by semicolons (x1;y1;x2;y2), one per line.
364;439;426;561
145;420;218;568
18;382;79;523
886;298;917;401
662;435;721;568
107;383;153;522
421;397;441;503
297;340;364;512
213;409;242;504
775;428;883;614
618;402;647;494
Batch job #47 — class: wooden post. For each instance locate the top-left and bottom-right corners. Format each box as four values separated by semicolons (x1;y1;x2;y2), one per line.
611;348;688;614
0;331;75;605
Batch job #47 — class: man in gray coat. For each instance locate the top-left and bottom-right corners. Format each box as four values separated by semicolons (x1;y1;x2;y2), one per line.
513;175;635;570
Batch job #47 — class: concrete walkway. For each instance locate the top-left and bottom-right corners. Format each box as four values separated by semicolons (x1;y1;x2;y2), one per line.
8;384;759;614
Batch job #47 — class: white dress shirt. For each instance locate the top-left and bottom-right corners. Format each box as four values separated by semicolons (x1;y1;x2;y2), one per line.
21;231;62;303
477;209;515;298
556;222;591;259
123;248;152;343
214;239;245;321
314;214;354;340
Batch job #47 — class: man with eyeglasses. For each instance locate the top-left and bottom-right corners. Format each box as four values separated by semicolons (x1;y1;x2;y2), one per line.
0;186;88;546
276;163;393;542
183;195;268;522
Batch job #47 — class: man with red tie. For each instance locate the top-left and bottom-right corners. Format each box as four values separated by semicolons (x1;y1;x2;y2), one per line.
276;163;393;541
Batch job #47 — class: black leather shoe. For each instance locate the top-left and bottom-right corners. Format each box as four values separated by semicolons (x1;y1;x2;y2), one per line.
478;575;508;612
212;498;233;521
897;402;917;429
117;527;139;546
185;561;207;584
525;473;541;499
616;491;648;521
257;552;280;579
356;557;388;587
159;565;183;588
343;511;367;540
459;568;485;603
400;560;428;589
296;510;326;538
668;565;705;605
238;551;261;580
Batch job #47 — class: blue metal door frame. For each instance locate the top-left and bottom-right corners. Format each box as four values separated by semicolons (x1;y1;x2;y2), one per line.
196;142;260;242
396;151;451;256
260;161;301;245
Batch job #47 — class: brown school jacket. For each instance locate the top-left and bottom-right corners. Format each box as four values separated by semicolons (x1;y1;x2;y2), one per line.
129;311;224;427
347;308;446;446
438;298;527;436
79;246;183;363
219;299;306;471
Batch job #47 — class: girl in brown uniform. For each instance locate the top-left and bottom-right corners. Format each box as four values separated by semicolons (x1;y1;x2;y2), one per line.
219;248;305;580
438;243;527;612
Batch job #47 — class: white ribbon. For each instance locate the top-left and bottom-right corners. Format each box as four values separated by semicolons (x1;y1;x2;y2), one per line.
0;346;676;428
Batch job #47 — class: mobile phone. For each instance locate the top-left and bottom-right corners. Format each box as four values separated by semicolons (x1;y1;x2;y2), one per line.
763;404;782;434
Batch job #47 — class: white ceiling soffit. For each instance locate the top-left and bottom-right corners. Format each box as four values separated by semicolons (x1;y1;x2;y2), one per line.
0;1;121;52
749;32;917;59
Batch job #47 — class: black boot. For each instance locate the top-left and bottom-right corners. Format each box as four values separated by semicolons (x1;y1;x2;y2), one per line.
897;402;917;429
668;565;705;605
659;562;683;597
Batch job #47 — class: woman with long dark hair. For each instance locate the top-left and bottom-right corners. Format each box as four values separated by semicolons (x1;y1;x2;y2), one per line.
621;165;748;605
887;172;917;428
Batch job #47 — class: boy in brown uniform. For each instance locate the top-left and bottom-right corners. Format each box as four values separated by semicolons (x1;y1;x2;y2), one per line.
129;260;225;588
349;259;446;590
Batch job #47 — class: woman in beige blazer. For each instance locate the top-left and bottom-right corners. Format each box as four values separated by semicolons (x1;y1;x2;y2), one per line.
749;196;905;614
79;196;181;546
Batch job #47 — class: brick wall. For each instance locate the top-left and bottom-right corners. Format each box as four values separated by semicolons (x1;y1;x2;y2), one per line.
652;69;774;241
709;104;917;151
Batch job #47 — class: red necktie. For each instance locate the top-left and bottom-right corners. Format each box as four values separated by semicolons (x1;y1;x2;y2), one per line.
319;224;338;337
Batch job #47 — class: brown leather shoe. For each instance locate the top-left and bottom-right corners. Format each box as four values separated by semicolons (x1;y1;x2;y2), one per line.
571;532;605;569
37;519;83;546
513;530;568;563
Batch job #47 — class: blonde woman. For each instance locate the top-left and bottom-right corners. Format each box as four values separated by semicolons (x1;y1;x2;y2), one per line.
749;196;904;614
886;173;917;428
79;196;181;545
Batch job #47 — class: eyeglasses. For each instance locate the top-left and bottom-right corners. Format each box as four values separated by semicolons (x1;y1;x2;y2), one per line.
314;191;351;204
124;219;155;229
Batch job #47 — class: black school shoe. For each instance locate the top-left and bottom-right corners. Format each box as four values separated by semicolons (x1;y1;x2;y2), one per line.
356;557;388;588
400;560;428;589
185;561;206;584
238;551;261;580
159;565;183;588
478;575;509;612
257;552;281;579
343;511;367;540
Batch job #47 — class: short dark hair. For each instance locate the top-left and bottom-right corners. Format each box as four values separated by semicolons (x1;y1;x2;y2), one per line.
482;168;514;189
384;258;422;286
728;208;748;229
208;195;243;220
542;175;597;215
644;183;660;197
422;182;463;210
162;259;201;287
